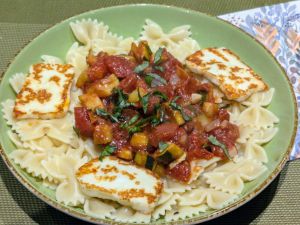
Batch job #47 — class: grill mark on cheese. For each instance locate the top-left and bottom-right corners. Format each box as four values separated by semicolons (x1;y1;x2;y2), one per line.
96;175;117;182
49;76;61;85
13;63;74;119
207;48;229;62
118;189;157;204
121;170;136;180
101;165;118;174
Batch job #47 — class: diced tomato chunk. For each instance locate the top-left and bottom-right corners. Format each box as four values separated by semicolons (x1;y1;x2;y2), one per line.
161;50;182;81
187;148;214;161
87;53;108;81
74;107;94;137
146;96;160;114
167;160;191;183
218;109;230;121
119;74;138;93
188;130;208;150
149;123;179;147
105;55;136;78
155;85;174;99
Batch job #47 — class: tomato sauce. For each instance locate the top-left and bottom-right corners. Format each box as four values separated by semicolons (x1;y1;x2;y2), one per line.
74;41;239;183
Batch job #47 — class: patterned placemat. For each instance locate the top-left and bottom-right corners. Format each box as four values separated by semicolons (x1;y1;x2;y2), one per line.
0;1;299;225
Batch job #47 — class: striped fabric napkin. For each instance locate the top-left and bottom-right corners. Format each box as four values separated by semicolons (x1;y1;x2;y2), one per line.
219;1;300;160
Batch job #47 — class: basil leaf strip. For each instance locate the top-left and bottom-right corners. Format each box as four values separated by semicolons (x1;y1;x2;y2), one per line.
169;96;191;121
154;47;163;65
99;145;117;161
158;141;169;152
145;73;167;87
154;65;164;72
112;88;134;118
134;61;149;74
208;135;231;160
95;108;119;123
152;91;168;101
121;114;140;128
138;90;151;114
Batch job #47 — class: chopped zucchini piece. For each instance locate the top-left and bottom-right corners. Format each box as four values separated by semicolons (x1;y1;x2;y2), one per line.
134;151;156;170
130;132;148;148
145;155;156;170
79;93;104;110
93;123;112;145
128;88;147;103
155;143;185;165
116;147;134;161
173;110;185;125
153;163;165;177
86;74;119;97
134;151;147;167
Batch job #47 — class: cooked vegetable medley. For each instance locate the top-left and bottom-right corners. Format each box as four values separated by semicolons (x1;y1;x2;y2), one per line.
74;41;239;183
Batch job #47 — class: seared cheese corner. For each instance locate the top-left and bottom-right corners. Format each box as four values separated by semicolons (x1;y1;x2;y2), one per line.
186;47;268;102
76;157;163;214
13;63;74;119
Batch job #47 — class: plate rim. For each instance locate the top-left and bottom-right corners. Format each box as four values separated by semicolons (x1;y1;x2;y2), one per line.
0;3;297;225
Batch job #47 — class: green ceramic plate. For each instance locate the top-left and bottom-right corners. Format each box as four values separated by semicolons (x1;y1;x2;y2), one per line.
0;4;297;225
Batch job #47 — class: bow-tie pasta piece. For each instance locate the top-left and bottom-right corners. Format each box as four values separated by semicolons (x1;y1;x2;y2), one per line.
127;212;151;223
204;158;267;194
66;42;89;77
9;73;26;94
152;194;179;220
169;38;200;62
164;178;193;193
242;141;268;163
2;99;17;128
83;198;116;219
237;105;279;129
110;207;134;222
165;204;208;221
242;88;275;107
53;155;88;206
168;25;191;42
10;149;54;181
203;172;244;194
227;102;245;124
70;19;109;46
91;34;134;56
178;188;237;209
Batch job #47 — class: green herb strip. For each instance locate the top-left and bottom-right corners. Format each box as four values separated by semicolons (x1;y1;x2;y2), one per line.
134;61;149;74
153;47;163;65
99;145;117;161
154;65;164;72
121;114;140;128
169;96;191;121
95;108;119;123
158;141;169;152
145;73;167;87
208;135;231;160
112;88;134;118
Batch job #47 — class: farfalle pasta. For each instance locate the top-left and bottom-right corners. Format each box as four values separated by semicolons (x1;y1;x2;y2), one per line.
1;18;280;223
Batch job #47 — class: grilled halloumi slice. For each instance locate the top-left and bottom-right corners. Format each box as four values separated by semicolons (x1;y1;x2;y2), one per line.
76;157;163;214
13;63;74;119
186;47;268;102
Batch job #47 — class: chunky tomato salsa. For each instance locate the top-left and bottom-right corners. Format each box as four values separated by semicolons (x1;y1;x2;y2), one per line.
74;41;239;183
